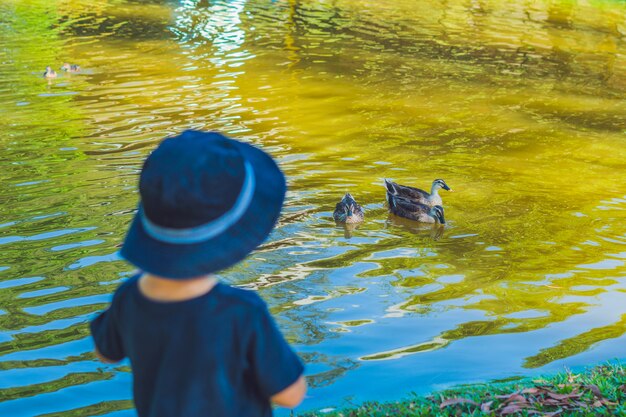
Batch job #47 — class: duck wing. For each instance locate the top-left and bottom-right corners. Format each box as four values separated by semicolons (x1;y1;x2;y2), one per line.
385;179;429;203
388;194;430;221
395;183;430;200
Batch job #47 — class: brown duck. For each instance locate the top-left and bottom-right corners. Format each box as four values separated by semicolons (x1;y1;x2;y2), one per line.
333;193;364;224
384;178;451;207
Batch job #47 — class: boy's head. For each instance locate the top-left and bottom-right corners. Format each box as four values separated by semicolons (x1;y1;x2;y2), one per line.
120;130;286;279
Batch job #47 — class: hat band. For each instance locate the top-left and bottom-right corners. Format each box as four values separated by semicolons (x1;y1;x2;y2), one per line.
140;161;256;244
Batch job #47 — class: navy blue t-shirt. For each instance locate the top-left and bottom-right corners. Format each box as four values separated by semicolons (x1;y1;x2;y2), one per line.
90;275;304;417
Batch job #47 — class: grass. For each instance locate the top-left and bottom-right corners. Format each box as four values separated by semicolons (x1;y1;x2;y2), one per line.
300;362;626;416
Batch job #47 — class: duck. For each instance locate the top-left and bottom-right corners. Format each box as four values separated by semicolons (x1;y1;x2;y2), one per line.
61;63;80;73
333;193;364;224
43;66;57;78
384;178;451;207
387;193;445;224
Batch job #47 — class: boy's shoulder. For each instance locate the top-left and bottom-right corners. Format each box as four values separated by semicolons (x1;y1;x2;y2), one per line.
115;273;140;293
109;274;141;304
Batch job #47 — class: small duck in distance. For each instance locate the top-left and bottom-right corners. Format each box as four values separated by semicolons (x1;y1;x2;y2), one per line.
387;194;446;224
333;193;364;224
61;63;80;73
384;178;451;207
43;66;57;78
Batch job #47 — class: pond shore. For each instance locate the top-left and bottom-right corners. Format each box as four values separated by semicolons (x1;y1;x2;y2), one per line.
300;363;625;416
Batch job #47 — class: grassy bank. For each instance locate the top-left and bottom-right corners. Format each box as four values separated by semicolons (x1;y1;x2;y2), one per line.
301;363;625;416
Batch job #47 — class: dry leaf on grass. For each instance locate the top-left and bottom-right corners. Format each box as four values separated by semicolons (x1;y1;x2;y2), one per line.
480;400;493;412
502;394;528;404
584;384;603;399
521;387;541;395
541;410;563;417
499;404;540;415
439;397;478;409
546;392;580;401
499;404;523;415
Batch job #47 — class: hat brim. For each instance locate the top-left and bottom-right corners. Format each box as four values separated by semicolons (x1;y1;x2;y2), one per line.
120;140;286;279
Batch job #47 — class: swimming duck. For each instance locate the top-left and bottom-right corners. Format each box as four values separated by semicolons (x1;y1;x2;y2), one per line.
384;178;451;207
61;63;80;73
333;193;364;224
387;193;445;224
43;66;57;78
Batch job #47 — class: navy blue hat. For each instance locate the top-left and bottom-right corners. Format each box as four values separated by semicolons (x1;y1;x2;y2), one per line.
120;130;286;279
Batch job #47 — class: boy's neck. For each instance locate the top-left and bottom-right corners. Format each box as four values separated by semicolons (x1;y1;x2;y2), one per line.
138;273;218;302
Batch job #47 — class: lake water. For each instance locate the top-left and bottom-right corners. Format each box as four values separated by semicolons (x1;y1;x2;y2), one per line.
1;0;626;415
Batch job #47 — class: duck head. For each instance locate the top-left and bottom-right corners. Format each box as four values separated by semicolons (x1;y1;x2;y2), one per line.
430;205;446;224
338;201;358;219
432;179;451;192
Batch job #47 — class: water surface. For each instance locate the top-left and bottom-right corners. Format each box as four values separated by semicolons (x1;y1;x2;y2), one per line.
1;0;626;415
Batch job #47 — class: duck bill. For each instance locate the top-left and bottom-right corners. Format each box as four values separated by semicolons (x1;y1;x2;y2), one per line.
443;185;451;191
438;214;446;224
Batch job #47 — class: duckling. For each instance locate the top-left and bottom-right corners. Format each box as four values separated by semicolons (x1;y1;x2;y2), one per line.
384;178;451;207
61;63;80;73
333;193;364;224
387;193;445;224
43;66;57;78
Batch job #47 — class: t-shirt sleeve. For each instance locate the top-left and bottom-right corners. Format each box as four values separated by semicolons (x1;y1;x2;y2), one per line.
248;304;304;398
90;295;125;362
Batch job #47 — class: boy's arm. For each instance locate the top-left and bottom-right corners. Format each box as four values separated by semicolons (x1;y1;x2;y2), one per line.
271;375;307;408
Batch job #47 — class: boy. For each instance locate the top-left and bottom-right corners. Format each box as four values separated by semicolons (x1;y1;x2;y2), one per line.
90;130;306;417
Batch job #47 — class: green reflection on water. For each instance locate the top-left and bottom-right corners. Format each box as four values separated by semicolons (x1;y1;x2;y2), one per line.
38;400;134;417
